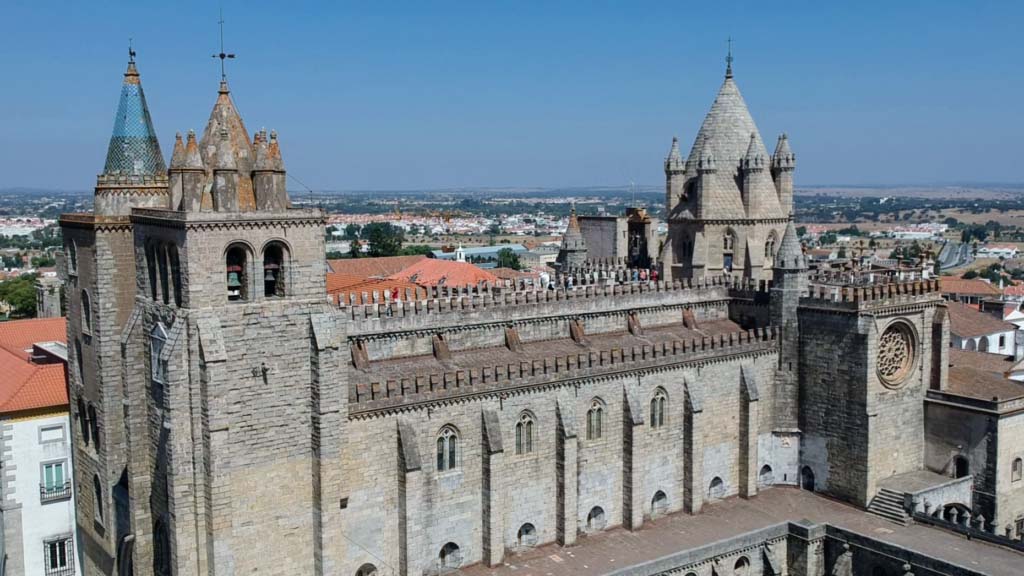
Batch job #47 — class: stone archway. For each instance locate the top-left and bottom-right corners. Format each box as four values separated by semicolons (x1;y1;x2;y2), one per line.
800;466;815;491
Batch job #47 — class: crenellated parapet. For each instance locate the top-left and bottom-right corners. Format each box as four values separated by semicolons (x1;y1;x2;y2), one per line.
349;325;779;415
341;276;766;334
801;277;941;312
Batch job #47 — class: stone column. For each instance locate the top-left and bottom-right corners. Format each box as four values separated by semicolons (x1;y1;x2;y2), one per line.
311;315;347;575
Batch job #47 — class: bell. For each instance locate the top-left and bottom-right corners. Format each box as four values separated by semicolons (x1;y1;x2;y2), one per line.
264;268;276;282
227;272;242;288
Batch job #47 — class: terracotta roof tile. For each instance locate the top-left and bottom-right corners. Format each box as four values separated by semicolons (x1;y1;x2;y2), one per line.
946;366;1024;402
388;259;499;288
0;317;68;414
327;255;427;278
939;277;1001;297
0;316;65;361
946;301;1017;338
332;278;423;305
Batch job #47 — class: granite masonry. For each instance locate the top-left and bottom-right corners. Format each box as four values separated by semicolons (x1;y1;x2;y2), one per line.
60;54;1024;576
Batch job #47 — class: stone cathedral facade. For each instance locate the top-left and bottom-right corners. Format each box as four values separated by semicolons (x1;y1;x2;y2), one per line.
61;55;1024;576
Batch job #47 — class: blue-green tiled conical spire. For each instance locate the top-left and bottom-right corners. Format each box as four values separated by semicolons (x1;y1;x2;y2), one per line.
103;59;166;176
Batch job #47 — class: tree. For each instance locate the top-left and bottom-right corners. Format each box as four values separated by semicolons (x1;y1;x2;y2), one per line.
837;246;847;259
349;239;363;258
796;226;808;238
362;222;405;257
399;245;434;256
0;273;38;318
343;223;361;240
31;255;56;268
496;248;522;270
962;270;979;279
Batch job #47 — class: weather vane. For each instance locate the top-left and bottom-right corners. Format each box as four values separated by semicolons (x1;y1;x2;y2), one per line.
128;38;135;63
212;7;236;80
726;37;733;78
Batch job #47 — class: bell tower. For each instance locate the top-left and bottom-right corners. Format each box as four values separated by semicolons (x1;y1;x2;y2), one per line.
115;68;347;575
61;50;169;576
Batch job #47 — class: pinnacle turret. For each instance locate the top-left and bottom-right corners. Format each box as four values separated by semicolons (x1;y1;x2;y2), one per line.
665;136;683;172
772;133;795;171
697;137;717;173
184;130;203;169
775;221;806;270
169;132;186;169
741;133;765;172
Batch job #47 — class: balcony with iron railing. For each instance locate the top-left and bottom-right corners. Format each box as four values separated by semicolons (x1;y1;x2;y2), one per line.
40;481;72;503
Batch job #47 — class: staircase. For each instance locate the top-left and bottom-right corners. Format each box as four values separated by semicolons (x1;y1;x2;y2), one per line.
868;488;909;526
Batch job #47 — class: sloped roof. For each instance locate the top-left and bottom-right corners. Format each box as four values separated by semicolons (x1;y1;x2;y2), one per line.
947;349;1024;402
946;301;1017;338
388;259;499;288
0;317;67;415
332;278;423;305
327;255;427;278
939;277;1001;296
199;81;256;210
686;76;768;173
0;317;66;361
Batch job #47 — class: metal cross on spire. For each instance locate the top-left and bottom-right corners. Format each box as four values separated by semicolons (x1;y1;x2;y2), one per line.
725;37;734;79
212;7;236;81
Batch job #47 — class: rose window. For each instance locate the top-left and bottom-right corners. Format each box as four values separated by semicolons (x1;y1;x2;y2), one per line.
877;323;915;387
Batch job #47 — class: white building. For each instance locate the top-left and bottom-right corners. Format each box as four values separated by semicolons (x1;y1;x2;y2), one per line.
947;301;1020;355
0;318;79;576
977;243;1019;259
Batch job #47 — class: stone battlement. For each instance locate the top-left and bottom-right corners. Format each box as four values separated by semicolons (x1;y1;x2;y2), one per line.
341;275;766;333
349;325;779;415
801;277;941;311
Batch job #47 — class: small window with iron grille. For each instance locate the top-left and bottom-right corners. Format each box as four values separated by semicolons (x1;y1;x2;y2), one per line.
44;535;74;575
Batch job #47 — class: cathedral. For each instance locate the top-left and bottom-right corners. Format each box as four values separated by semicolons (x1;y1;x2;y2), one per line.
60;51;1024;576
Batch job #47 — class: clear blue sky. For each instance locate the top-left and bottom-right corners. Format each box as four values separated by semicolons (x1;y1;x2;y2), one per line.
2;1;1021;190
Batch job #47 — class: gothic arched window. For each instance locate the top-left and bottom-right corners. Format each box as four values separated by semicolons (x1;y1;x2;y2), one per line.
515;411;535;455
650;388;667;429
88;403;101;451
225;243;250;302
80;290;92;334
263;241;288;298
150;323;169;404
145;243;159;300
765;231;778;264
1013;458;1022;482
586;398;604;440
169;245;182;307
93;474;104;525
436;425;459;472
67;241;78;275
157;244;170;305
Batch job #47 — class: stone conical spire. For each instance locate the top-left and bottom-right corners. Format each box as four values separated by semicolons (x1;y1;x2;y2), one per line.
184;130;203;169
199;79;255;210
741;133;764;171
103;57;166;176
775;221;806;270
772;133;795;170
665;136;683;170
169;132;186;169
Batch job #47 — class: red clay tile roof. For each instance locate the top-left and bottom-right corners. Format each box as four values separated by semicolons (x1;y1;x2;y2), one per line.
940;277;1001;297
946;301;1017;338
327;255;427;278
332;278;423;305
388;259;499;288
0;316;66;360
946;365;1024;402
0;317;67;414
326;273;371;295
